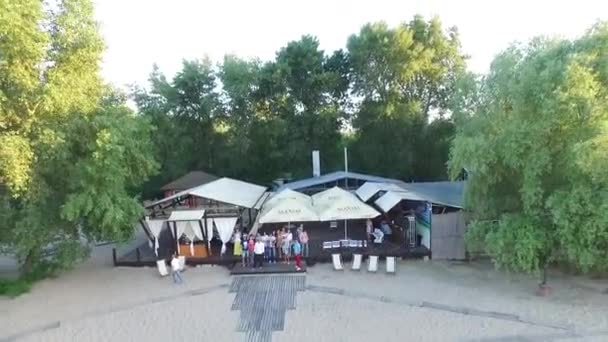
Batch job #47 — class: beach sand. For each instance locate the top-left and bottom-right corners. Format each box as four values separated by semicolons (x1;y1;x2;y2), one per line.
2;246;608;341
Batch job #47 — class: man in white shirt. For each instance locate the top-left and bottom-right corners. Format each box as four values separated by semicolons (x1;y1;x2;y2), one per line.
262;232;270;261
171;253;183;284
254;238;265;269
269;233;276;263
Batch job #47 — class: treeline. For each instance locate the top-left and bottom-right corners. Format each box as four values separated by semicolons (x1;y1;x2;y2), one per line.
134;16;467;197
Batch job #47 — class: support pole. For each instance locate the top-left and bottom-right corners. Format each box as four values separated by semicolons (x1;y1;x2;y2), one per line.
344;147;348;189
173;221;179;255
248;209;252;228
239;209;244;231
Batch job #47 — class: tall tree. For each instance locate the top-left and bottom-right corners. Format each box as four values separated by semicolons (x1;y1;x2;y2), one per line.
347;16;466;180
266;36;349;178
133;58;221;196
0;0;157;274
449;23;608;281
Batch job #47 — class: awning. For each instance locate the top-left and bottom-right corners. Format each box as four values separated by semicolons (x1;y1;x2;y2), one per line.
355;182;405;202
374;190;427;213
357;181;466;209
313;187;380;221
167;209;205;221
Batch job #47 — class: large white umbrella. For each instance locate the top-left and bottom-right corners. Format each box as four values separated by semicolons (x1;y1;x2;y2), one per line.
258;189;319;224
264;188;311;208
313;187;380;239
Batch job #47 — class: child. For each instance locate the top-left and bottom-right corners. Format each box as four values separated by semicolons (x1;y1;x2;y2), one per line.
292;240;302;271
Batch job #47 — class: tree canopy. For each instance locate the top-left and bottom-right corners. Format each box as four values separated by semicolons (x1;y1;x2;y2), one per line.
0;0;157;275
449;23;608;275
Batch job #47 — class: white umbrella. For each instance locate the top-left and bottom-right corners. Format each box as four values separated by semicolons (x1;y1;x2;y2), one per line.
264;188;312;208
258;190;319;224
313;187;380;239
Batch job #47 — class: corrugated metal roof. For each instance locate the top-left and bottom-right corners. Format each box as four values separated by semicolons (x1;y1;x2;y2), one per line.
277;171;405;192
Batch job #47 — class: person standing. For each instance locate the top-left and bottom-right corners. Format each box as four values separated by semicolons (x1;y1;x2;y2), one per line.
366;219;373;242
282;229;291;264
254;238;265;269
269;231;277;263
262;232;270;261
241;238;248;267
292;240;302;271
247;235;255;269
170;253;183;284
276;228;284;260
299;228;309;257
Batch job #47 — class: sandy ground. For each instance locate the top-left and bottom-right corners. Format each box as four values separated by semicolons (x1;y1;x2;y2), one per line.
2;247;608;342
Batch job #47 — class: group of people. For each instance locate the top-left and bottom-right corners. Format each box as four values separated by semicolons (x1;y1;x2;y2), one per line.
232;225;309;271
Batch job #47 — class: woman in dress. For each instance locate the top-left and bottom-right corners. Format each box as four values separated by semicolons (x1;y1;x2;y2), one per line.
233;229;242;257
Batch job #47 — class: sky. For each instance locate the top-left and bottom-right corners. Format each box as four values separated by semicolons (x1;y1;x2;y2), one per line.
95;0;608;89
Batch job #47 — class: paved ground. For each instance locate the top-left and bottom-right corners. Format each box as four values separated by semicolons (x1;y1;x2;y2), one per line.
1;245;608;342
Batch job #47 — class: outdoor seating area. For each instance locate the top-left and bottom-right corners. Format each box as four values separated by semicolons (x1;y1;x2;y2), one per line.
117;178;434;274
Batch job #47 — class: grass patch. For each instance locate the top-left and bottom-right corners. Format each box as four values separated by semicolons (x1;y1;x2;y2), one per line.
0;278;33;297
0;262;56;298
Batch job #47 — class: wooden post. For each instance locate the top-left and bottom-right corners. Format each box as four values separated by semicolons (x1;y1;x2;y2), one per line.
112;248;117;266
203;212;210;256
198;220;206;242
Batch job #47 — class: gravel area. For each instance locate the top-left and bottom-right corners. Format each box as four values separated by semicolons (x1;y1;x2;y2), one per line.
2;247;608;342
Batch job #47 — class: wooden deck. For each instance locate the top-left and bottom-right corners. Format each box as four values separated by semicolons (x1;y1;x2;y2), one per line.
115;219;430;267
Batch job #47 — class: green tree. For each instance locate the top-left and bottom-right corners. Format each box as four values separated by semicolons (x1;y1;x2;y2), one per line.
133;58;222;196
449;23;608;282
0;0;157;276
217;55;261;179
347;16;466;180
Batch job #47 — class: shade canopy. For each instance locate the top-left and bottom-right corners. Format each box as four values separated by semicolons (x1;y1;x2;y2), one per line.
313;187;380;221
258;189;318;223
147;177;267;209
167;209;205;221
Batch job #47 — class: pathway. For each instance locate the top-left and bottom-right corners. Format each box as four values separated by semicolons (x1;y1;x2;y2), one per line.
230;275;305;342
